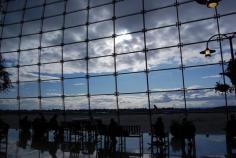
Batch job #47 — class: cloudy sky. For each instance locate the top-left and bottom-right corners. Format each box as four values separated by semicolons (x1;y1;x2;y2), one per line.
0;0;235;110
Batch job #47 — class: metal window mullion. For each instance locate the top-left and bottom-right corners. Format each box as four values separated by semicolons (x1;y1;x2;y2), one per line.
61;0;68;112
0;2;8;104
141;0;152;130
215;8;229;120
37;0;47;110
16;0;28;111
0;2;8;52
112;0;120;124
175;0;187;115
86;0;91;118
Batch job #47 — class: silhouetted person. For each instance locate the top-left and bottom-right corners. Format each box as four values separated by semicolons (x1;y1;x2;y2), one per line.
32;113;48;139
226;114;236;138
49;114;59;137
96;120;106;135
19;116;31;131
226;114;236;157
18;128;31;149
39;113;46;123
154;117;165;140
181;118;196;157
48;141;59;158
108;118;118;151
154;104;158;111
170;120;182;138
0;118;9;137
153;117;165;155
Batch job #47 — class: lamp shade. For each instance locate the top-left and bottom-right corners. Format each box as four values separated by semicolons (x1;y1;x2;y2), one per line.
200;48;216;57
207;0;219;8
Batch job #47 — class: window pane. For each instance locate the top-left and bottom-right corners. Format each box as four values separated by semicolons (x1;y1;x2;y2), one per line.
181;19;218;44
65;96;88;110
149;69;183;91
41;46;61;63
116;14;143;35
42;30;62;47
20;66;38;81
115;0;142;17
119;93;148;109
0;83;17;98
24;7;43;21
219;14;236;34
22;20;41;35
186;89;226;108
20;98;39;110
20;82;38;97
217;0;236;15
150;91;185;109
184;65;223;89
118;72;147;93
65;11;87;27
147;48;180;70
144;0;174;10
43;16;63;32
182;43;220;66
20;49;38;66
41;80;62;97
2;24;21;38
90;95;116;109
116;33;144;54
2;52;18;67
146;27;178;49
5;11;22;24
89;4;112;22
0;99;18;110
44;2;65;17
27;0;44;7
89;56;114;75
7;0;26;11
88;38;113;57
64;60;86;78
63;43;86;60
66;0;87;12
145;7;176;29
1;38;19;52
64;26;86;44
88;21;113;39
179;2;214;22
64;78;87;95
90;0;112;7
90;75;115;95
41;97;63;110
5;68;17;82
41;63;61;80
116;52;146;73
21;34;40;50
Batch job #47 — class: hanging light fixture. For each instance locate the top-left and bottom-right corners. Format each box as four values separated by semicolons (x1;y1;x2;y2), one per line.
207;0;220;8
200;48;216;57
195;0;221;8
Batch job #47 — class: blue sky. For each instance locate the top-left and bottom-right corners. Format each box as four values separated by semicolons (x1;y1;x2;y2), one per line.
0;0;236;110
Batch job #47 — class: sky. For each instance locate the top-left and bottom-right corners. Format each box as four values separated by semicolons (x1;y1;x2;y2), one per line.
0;0;235;110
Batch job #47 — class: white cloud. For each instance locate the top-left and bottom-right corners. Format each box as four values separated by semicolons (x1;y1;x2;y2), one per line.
202;75;221;79
73;83;85;86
